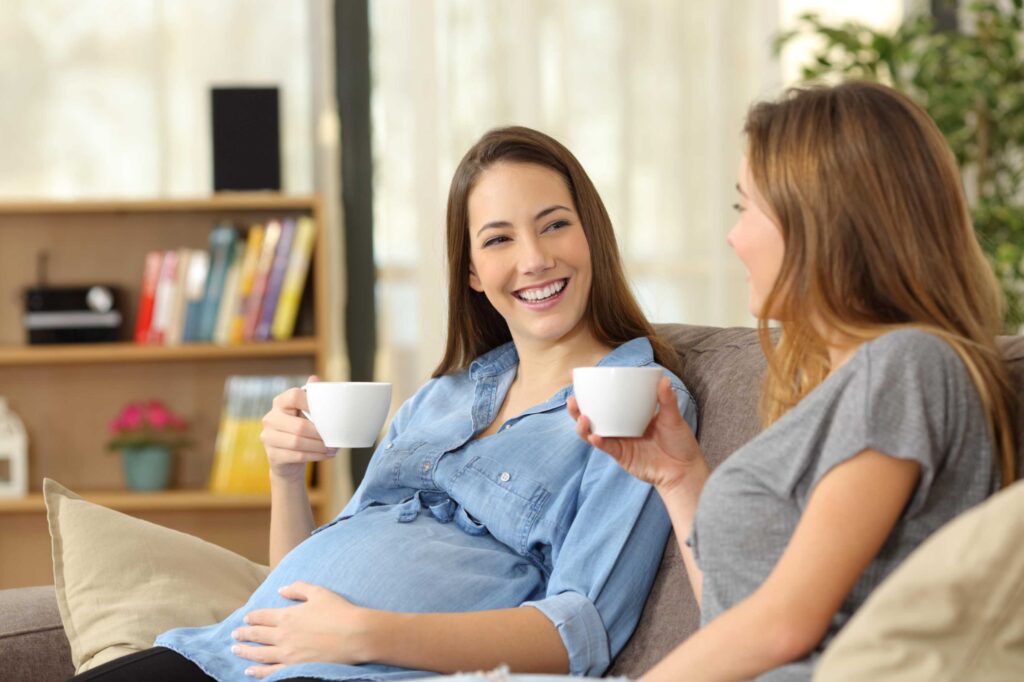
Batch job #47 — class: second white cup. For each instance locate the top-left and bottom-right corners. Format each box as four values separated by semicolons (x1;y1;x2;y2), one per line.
302;381;392;448
572;366;663;437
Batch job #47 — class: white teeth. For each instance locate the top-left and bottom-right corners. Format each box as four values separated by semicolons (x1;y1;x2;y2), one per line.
518;279;566;302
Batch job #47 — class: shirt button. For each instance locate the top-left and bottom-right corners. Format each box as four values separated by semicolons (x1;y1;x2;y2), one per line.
422;462;432;472
385;442;394;449
499;472;511;482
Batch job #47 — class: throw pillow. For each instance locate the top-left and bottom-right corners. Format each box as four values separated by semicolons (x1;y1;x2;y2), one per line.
815;480;1024;681
44;478;270;672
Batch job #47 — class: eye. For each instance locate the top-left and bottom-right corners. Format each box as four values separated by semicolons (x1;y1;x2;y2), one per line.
544;219;570;232
482;235;511;248
732;203;744;213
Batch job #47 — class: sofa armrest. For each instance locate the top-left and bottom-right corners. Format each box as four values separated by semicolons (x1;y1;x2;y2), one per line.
0;586;74;681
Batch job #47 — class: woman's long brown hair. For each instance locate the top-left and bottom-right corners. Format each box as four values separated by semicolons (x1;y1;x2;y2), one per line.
746;81;1017;485
432;126;682;379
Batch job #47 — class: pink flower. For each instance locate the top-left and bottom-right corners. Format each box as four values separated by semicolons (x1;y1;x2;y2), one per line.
146;402;171;429
121;404;143;430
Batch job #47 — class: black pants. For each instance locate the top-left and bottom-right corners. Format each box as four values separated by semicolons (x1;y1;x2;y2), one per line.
67;646;323;681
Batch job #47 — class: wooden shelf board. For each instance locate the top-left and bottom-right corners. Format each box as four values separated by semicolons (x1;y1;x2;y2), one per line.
0;338;318;366
0;195;318;215
0;487;326;513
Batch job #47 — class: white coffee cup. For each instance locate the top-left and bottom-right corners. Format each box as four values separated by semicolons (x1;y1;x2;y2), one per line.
572;367;663;437
301;382;392;448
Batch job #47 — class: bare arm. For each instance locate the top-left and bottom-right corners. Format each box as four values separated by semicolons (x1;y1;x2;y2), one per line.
643;450;921;682
259;378;334;568
231;581;569;678
367;605;567;673
568;377;708;603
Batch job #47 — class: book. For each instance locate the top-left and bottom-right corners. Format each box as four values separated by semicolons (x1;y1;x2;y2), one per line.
182;250;211;342
164;248;193;346
254;218;296;340
133;251;164;344
196;224;239;342
241;219;282;341
147;250;181;345
209;374;309;493
271;216;317;340
228;224;265;345
212;244;243;345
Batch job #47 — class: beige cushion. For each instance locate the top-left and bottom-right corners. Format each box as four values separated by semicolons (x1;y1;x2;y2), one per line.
44;478;269;672
815;480;1024;681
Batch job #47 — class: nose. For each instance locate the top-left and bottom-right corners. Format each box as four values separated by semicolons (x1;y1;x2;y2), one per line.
517;233;555;275
726;223;739;251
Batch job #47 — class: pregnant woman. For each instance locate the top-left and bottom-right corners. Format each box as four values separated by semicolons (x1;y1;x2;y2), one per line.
70;126;696;682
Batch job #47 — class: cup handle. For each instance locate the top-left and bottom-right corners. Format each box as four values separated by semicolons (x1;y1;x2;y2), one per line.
299;384;312;421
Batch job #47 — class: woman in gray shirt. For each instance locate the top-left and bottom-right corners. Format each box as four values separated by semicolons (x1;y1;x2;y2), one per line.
570;81;1018;680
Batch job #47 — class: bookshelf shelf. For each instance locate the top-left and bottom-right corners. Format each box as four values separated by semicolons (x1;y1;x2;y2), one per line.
0;195;319;216
0;195;334;589
0;487;326;513
0;338;319;366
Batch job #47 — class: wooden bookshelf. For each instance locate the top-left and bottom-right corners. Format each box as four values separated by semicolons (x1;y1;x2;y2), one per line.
0;196;334;589
0;337;319;366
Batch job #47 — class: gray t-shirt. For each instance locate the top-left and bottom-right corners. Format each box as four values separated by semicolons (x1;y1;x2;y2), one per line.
688;329;998;681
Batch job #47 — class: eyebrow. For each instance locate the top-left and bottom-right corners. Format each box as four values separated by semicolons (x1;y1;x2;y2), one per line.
735;183;747;197
476;205;572;237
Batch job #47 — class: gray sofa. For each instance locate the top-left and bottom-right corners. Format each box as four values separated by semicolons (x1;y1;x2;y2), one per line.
2;324;1022;681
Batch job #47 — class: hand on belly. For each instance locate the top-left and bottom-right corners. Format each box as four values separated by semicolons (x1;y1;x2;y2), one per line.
230;581;375;678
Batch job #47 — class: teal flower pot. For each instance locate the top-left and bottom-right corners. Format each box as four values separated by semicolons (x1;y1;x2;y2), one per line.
121;445;173;491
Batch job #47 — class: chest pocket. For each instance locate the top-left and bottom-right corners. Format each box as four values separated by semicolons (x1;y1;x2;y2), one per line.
361;437;430;490
448;454;551;556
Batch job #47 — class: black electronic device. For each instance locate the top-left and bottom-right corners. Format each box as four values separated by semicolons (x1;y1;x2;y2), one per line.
211;86;281;192
22;252;124;344
23;285;124;344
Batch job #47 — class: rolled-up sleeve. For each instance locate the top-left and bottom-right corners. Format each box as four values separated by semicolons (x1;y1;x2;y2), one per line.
522;384;695;675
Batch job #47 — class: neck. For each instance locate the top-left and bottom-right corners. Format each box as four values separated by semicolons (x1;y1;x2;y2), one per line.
511;324;614;395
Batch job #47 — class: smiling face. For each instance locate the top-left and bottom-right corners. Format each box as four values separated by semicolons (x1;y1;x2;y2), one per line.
467;161;594;349
728;156;786;318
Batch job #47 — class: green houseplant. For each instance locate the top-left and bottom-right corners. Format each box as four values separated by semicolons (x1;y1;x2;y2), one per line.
107;400;190;491
776;0;1024;331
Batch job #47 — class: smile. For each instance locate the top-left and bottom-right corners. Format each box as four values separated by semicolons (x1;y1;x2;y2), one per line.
513;278;569;306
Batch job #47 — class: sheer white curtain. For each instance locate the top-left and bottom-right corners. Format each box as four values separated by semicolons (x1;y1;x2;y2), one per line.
370;0;780;404
370;0;908;405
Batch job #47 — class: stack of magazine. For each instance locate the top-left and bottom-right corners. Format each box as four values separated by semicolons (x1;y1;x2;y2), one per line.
209;375;309;493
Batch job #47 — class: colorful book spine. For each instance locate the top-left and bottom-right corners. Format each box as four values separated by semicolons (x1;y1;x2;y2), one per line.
133;251;164;344
271;216;317;340
241;219;282;342
213;245;243;345
254;218;296;341
197;224;239;342
182;250;211;342
229;225;266;345
164;248;193;346
147;250;181;345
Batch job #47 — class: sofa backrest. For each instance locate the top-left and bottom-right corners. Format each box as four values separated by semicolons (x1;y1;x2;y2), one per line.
608;324;1024;677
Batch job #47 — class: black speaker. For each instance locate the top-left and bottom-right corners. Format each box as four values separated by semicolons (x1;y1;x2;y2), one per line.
211;86;281;192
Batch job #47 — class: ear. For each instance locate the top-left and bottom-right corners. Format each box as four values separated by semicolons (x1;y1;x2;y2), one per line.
468;264;484;293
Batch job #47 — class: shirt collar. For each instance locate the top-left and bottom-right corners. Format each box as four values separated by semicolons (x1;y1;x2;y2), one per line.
469;336;654;380
469;341;520;381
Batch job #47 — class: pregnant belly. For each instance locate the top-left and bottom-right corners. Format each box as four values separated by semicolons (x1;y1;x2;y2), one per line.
249;504;546;614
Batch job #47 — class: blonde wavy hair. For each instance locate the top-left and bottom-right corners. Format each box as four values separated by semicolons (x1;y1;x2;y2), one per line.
745;81;1017;485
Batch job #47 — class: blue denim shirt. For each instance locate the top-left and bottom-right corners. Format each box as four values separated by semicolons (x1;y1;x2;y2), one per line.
157;337;697;681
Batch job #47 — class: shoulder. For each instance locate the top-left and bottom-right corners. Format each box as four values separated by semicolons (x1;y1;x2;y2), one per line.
864;327;961;362
858;328;969;384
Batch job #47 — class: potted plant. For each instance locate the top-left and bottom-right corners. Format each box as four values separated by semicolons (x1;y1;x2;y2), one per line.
107;400;190;491
776;0;1024;331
